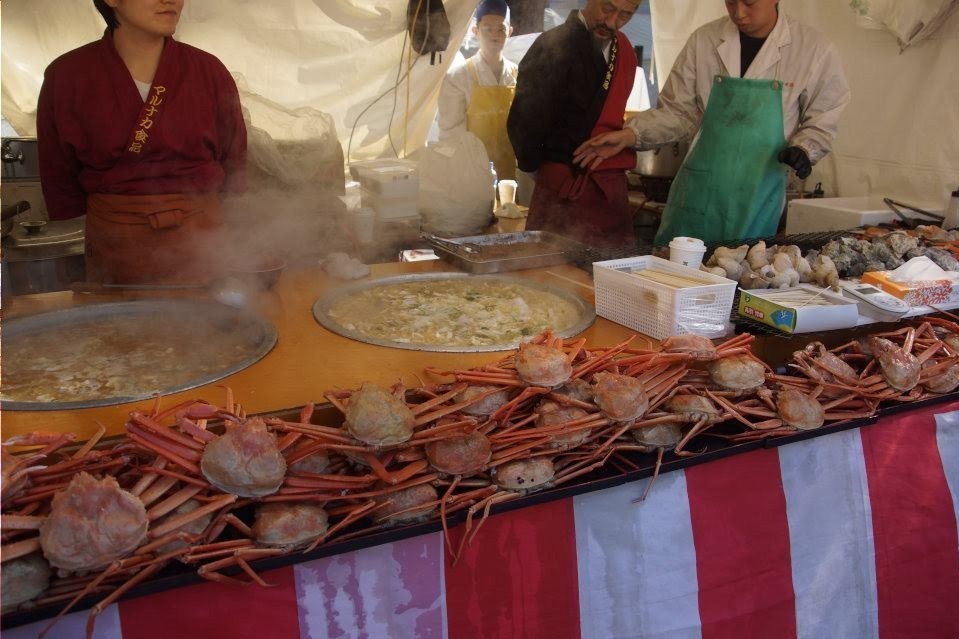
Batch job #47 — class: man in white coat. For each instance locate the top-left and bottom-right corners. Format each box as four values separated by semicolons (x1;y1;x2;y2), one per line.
574;0;851;245
437;0;518;180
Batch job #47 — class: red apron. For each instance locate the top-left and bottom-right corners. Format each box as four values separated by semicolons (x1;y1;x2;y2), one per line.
85;192;224;284
527;32;637;250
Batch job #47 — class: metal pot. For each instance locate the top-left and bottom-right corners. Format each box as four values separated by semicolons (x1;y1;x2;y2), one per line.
633;140;690;178
1;216;85;295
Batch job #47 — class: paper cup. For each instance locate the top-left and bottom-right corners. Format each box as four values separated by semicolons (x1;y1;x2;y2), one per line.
668;236;707;269
497;179;518;205
352;207;375;244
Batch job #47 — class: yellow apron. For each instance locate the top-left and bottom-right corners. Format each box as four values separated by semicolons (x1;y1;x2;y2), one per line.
465;58;517;180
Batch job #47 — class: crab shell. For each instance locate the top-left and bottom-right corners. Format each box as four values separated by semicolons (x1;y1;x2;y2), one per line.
632;423;683;448
591;371;649;421
555;378;594;403
534;400;591;449
455;385;512;417
373;483;439;524
156;499;215;556
425;430;492;476
289;450;331;474
200;417;287;498
776;389;825;430
492;458;555;492
811;349;859;385
1;553;51;612
666;394;721;420
515;342;572;388
707;355;766;391
38;472;148;574
660;334;716;360
252;503;329;549
345;383;416;446
869;337;920;392
922;360;959;394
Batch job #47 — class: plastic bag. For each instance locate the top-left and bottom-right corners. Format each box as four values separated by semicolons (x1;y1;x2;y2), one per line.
850;0;958;50
411;131;494;236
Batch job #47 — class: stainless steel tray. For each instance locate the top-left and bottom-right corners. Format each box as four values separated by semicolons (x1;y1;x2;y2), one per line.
312;272;595;352
1;300;277;411
425;231;587;274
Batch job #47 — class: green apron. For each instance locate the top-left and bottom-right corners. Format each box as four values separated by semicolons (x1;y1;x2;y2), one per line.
654;75;786;246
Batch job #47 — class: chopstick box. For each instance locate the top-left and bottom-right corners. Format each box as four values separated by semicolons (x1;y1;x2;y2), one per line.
860;270;959;305
738;285;859;334
592;255;736;340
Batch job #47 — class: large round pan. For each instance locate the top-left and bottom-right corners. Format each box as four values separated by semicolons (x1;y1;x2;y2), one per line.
312;272;595;352
1;300;277;411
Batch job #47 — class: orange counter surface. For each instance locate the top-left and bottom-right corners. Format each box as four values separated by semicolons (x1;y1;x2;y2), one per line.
1;261;646;440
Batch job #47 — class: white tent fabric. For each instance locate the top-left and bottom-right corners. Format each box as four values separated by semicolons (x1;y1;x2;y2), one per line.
649;0;959;209
3;1;957;209
0;0;477;163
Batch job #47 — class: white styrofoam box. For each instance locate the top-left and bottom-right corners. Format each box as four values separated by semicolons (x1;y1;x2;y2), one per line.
785;196;943;235
349;159;418;199
361;189;419;220
593;255;737;340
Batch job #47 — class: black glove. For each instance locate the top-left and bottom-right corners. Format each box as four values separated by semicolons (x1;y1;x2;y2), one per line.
778;146;812;179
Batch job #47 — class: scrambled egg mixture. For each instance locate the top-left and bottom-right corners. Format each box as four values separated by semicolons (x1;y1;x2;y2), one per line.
329;280;581;346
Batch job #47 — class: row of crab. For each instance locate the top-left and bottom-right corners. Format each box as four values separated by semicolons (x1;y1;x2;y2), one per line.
5;321;959;637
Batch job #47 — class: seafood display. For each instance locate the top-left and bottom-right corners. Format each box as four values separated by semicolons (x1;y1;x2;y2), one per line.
6;323;959;636
702;241;840;290
702;229;959;292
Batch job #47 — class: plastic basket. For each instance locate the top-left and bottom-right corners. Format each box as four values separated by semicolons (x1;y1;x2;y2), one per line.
593;255;737;340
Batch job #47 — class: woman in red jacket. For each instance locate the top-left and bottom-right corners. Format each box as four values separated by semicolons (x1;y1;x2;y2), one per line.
38;0;247;284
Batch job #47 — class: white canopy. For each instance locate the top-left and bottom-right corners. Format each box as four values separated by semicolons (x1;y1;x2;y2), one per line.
2;0;958;206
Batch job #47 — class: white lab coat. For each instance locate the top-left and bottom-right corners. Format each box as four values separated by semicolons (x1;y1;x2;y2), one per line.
626;13;851;164
436;54;518;140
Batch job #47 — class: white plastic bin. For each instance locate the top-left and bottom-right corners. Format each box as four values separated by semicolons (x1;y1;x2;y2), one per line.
593;255;737;340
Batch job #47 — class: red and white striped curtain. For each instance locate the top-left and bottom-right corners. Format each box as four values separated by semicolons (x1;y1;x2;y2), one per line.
10;401;959;639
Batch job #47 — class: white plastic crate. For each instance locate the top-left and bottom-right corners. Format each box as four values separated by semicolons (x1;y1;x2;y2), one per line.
593;255;737;340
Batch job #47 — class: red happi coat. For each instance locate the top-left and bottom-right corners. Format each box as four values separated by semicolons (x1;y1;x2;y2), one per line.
37;32;247;221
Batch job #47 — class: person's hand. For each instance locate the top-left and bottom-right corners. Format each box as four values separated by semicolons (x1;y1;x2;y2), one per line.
573;129;637;170
778;146;812;179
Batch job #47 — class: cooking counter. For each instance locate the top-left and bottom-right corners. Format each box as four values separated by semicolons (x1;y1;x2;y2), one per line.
1;260;639;440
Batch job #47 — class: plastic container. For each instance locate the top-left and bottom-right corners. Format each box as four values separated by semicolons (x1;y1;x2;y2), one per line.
668;236;707;269
785;196;899;234
349;159;418;199
943;186;959;230
592;255;737;340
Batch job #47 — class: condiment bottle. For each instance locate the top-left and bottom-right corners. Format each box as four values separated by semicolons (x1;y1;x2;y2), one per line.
944;186;959;230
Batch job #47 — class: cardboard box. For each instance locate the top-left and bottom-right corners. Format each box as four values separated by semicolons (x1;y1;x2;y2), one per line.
860;270;959;306
738;286;860;334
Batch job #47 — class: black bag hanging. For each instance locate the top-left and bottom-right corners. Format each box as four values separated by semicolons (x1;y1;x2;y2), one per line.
407;0;451;64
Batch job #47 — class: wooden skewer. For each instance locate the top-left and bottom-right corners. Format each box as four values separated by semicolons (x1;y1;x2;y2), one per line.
629;269;713;289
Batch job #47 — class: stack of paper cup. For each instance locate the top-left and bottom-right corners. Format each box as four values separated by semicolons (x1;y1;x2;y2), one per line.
668;236;707;268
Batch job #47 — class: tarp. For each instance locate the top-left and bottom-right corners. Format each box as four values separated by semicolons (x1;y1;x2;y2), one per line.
7;401;959;638
3;1;957;205
0;0;477;161
649;0;959;208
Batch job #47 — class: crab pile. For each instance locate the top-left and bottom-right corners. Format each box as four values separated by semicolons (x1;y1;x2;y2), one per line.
5;323;959;635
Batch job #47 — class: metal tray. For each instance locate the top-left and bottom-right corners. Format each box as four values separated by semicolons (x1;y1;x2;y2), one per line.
312;272;595;352
1;300;277;411
426;231;587;274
